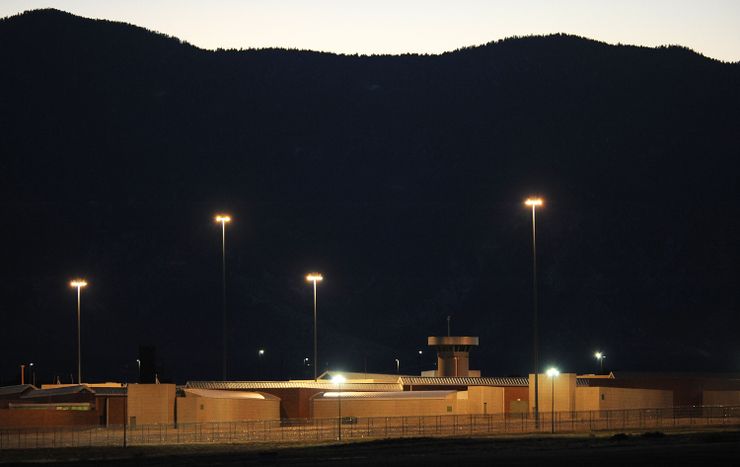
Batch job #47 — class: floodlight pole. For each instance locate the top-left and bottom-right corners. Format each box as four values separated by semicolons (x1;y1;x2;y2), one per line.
221;219;227;380
215;214;231;381
306;273;323;381
525;198;543;429
531;203;539;428
77;285;81;384
313;280;318;381
70;280;87;384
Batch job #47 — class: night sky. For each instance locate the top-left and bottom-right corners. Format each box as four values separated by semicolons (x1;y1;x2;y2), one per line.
0;9;738;386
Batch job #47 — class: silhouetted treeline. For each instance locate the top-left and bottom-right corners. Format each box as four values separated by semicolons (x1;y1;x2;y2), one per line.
0;9;738;384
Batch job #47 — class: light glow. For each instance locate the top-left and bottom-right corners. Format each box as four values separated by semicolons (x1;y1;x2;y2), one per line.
546;367;560;378
306;273;323;282
525;198;544;207
215;214;231;223
70;280;87;288
595;352;605;360
331;374;346;384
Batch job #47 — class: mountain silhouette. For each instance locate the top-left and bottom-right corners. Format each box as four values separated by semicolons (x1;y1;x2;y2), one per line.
0;9;738;384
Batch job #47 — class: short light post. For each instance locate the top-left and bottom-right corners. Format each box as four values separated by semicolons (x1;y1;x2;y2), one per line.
70;279;88;384
332;374;346;441
258;349;265;379
395;358;400;374
19;364;26;385
594;352;606;374
306;273;323;381
546;367;559;434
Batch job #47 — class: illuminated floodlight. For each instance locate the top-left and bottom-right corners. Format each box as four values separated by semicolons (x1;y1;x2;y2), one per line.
70;280;87;288
594;352;604;360
331;374;346;385
306;273;323;282
215;214;231;223
525;198;544;207
258;349;265;356
546;367;560;378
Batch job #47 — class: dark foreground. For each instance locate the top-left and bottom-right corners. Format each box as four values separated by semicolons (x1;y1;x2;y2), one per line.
2;431;739;466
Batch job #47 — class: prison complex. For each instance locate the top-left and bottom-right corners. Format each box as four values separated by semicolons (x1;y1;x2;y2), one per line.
2;336;740;428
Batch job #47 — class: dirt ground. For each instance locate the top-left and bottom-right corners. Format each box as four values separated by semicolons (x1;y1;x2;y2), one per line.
2;430;739;466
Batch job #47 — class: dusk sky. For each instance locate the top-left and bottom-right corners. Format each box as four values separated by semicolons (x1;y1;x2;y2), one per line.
2;0;739;62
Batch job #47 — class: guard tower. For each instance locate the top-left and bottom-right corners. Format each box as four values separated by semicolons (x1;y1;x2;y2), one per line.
427;336;479;377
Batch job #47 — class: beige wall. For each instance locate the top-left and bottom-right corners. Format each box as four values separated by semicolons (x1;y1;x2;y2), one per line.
529;373;576;413
313;394;463;419
467;387;505;415
127;384;175;426
575;387;600;412
177;395;280;424
576;386;673;412
703;390;740;406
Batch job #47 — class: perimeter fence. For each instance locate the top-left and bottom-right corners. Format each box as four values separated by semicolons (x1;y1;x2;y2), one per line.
2;405;739;450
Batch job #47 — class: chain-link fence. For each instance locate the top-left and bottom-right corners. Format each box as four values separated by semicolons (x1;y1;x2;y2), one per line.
2;406;739;450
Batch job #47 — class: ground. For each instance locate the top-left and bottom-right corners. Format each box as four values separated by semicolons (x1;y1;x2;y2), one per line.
1;430;739;466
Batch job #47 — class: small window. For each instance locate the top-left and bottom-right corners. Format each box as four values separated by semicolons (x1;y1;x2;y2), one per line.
447;406;452;413
601;394;605;401
200;404;205;410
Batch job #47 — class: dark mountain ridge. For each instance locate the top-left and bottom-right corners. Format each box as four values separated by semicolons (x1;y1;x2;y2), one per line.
0;9;738;383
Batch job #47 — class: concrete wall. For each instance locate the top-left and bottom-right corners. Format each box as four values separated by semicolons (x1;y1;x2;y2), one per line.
576;386;673;412
255;388;319;419
529;373;576;413
177;393;280;423
467;387;504;415
0;407;99;428
504;387;529;413
703;390;740;406
312;393;463;419
127;384;175;426
94;396;126;426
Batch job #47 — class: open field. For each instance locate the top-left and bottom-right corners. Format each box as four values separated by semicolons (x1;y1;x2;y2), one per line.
1;429;739;466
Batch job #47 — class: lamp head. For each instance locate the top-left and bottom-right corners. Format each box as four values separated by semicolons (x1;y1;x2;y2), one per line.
70;280;87;288
546;367;560;378
306;273;323;283
525;198;544;207
594;352;604;360
331;374;346;384
215;214;231;223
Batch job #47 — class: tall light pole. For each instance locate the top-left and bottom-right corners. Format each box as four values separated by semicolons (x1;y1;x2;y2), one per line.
70;279;87;384
525;197;543;426
215;214;231;381
546;367;559;434
594;352;606;374
332;374;346;441
306;273;323;381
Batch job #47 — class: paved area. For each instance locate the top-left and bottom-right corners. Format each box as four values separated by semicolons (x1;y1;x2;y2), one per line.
2;430;739;466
